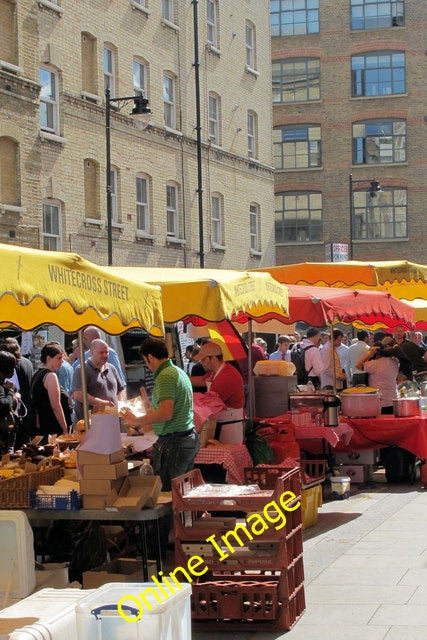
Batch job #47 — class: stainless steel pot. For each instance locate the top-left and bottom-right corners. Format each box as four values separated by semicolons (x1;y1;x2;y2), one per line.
392;398;421;418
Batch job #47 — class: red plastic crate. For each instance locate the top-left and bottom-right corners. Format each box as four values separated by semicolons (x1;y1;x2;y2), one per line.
172;468;300;512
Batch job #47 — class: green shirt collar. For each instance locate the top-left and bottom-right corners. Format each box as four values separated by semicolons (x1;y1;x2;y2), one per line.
153;358;172;380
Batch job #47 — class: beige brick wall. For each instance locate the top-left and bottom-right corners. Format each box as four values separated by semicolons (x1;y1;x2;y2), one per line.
0;0;276;268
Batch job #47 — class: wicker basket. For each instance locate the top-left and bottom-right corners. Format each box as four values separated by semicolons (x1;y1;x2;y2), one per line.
198;418;217;447
0;465;63;508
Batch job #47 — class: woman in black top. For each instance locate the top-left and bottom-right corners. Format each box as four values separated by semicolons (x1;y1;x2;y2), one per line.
31;343;71;442
0;351;17;454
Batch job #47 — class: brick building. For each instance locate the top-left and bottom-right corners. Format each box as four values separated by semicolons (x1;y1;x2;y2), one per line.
0;0;275;269
271;0;426;264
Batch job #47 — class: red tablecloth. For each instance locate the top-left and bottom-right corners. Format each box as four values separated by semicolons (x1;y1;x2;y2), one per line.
295;416;427;460
194;444;253;485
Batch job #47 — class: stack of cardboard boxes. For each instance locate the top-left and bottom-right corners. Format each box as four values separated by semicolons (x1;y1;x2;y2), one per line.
77;449;128;510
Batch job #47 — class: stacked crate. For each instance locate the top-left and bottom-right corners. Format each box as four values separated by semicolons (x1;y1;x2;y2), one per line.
171;467;305;632
77;449;128;509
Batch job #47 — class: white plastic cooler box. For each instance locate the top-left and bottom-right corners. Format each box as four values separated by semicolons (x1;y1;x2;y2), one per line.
75;582;192;640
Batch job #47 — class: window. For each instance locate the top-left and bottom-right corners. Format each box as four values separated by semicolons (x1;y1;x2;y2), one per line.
246;22;255;69
166;184;178;237
249;203;260;251
84;159;99;219
133;60;146;97
163;73;176;129
0;137;19;206
353;120;406;165
351;52;405;97
136;174;150;233
133;0;146;5
272;58;320;103
207;0;218;47
208;94;219;144
275;192;322;243
270;0;320;37
104;46;115;97
39;67;59;134
353;188;407;239
110;167;118;222
0;0;15;66
211;194;223;245
81;33;97;96
247;111;257;158
273;125;321;169
43;202;61;250
162;0;173;22
350;0;405;30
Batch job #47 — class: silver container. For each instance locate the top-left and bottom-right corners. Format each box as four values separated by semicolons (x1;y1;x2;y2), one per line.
392;398;421;418
341;392;381;418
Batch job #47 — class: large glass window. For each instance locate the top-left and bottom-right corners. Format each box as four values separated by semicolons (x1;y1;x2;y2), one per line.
103;46;115;97
350;0;405;30
270;0;319;37
163;73;176;129
166;183;178;237
273;58;320;103
353;188;407;239
211;194;223;245
273;125;321;169
275;192;322;243
136;174;150;233
40;67;59;134
351;52;405;97
353;120;406;165
43;202;61;250
207;0;218;47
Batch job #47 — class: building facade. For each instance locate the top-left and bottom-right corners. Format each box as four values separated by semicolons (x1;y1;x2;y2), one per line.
0;0;275;269
271;0;426;264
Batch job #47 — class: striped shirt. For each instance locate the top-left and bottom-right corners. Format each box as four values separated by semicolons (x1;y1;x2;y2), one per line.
151;359;194;436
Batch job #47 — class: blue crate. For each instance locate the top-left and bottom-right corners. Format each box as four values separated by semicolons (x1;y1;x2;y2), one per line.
29;489;82;510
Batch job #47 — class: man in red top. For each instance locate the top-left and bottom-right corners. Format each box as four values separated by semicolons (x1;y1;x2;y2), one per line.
191;341;245;443
191;341;244;408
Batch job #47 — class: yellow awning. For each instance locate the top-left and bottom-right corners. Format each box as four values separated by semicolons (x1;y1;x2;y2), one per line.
255;260;427;302
106;267;289;324
0;244;164;335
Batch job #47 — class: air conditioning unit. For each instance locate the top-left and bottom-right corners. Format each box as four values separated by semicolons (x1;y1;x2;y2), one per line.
392;15;404;26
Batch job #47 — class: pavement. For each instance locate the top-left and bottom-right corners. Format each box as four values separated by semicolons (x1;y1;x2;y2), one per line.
192;470;427;640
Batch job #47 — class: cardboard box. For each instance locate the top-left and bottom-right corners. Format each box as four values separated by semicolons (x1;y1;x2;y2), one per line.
77;449;124;466
82;557;156;589
81;459;128;480
79;477;124;495
109;475;162;512
83;494;115;510
337;464;369;483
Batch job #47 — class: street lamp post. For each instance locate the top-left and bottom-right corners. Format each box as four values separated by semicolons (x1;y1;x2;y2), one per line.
349;173;381;260
105;88;151;266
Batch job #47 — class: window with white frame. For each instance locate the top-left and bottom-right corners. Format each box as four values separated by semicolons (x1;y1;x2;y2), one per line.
166;183;178;237
353;188;407;239
246;22;256;69
136;174;150;233
39;67;59;134
208;94;219;144
104;46;115;97
163;73;176;129
247;111;257;158
207;0;218;46
162;0;174;22
43;202;61;250
110;167;118;222
133;60;146;97
250;203;260;251
211;194;223;245
275;192;323;243
133;0;146;6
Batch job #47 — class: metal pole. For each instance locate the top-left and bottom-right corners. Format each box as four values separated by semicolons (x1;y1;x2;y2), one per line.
105;88;113;266
192;0;204;268
349;172;353;260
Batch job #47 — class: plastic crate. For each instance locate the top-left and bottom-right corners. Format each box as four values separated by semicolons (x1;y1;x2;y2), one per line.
175;531;303;572
172;468;301;512
29;488;82;510
0;465;63;508
191;572;305;631
301;484;322;530
244;461;325;490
